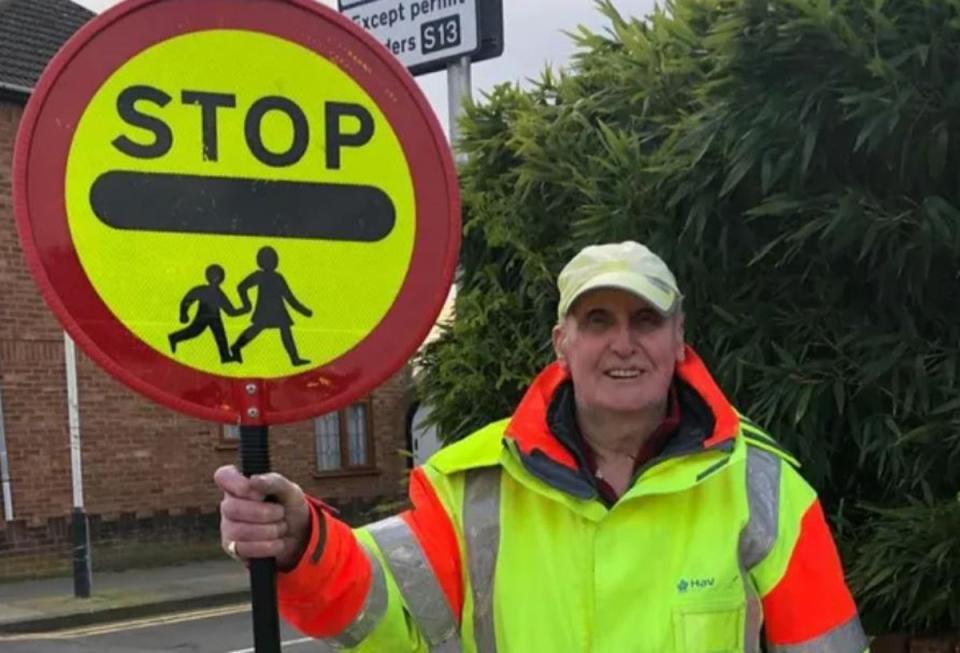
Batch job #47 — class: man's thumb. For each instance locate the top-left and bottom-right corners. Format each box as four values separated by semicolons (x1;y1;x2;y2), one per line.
250;473;302;506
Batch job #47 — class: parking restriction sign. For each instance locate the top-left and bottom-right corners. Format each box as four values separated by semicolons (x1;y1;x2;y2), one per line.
339;0;503;76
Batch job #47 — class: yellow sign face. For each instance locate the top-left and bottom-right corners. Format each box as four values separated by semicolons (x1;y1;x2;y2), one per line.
65;29;415;378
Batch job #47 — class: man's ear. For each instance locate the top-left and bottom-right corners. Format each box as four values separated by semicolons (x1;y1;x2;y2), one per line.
674;312;686;362
552;324;568;370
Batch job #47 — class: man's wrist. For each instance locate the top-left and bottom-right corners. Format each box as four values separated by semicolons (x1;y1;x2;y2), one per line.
279;497;328;572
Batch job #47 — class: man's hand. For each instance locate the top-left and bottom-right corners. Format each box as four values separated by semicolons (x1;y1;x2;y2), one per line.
214;466;312;572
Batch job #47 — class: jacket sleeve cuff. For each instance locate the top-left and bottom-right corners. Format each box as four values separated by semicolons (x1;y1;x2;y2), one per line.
277;496;372;636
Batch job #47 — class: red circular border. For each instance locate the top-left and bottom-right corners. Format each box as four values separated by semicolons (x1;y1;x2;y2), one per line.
13;0;460;425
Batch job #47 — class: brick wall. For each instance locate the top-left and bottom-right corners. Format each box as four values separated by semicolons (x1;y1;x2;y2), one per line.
0;100;412;580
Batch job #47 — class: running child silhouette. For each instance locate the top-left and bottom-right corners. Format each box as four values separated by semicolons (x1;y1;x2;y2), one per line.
230;246;313;366
168;264;248;363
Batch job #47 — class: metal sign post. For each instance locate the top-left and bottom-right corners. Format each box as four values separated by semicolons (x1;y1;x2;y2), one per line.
64;332;91;599
447;54;472;160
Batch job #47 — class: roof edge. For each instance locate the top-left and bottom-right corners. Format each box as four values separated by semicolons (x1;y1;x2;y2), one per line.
0;81;30;105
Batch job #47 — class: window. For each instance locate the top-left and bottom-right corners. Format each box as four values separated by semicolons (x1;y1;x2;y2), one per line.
220;424;240;447
315;400;374;473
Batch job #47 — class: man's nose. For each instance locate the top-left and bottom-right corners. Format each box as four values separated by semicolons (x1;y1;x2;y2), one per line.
608;324;636;356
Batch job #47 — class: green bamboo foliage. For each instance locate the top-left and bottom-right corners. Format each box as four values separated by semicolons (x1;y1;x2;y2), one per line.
417;0;960;632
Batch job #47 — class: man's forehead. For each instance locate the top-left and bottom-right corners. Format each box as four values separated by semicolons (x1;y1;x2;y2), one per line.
569;287;658;314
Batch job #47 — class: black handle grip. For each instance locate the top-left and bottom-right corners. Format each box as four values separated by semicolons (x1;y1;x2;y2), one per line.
239;425;281;653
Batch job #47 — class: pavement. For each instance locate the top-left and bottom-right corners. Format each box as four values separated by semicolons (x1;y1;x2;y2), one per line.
0;558;250;635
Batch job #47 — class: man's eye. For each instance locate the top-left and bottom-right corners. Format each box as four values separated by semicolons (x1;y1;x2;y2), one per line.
633;312;660;327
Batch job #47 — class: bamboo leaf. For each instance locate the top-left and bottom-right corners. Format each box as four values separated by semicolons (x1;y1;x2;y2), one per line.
928;121;949;181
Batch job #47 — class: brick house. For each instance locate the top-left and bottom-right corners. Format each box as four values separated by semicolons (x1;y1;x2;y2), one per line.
0;0;411;581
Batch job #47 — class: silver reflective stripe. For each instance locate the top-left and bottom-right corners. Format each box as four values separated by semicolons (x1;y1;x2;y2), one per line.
739;446;780;652
429;637;461;653
464;467;502;653
768;614;869;653
367;516;461;651
739;564;763;653
326;544;388;648
739;447;781;569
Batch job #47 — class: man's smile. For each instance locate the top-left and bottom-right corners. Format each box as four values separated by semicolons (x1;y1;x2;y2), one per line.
604;368;645;379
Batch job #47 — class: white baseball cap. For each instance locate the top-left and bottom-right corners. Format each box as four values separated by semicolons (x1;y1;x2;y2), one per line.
557;241;682;321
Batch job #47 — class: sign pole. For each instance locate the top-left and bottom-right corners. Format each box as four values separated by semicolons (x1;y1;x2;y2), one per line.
239;424;281;653
64;332;92;599
446;54;473;160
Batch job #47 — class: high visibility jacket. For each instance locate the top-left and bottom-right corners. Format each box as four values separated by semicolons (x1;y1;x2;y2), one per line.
278;347;868;652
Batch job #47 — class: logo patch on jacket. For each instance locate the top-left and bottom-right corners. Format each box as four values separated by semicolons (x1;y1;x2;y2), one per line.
677;577;716;593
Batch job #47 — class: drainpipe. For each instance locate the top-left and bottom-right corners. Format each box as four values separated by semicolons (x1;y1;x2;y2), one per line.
64;333;91;598
0;361;12;521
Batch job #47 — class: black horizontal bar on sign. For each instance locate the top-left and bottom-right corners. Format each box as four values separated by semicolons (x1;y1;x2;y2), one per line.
89;171;396;242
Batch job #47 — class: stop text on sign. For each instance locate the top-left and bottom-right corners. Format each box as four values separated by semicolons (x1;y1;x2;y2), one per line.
113;85;373;169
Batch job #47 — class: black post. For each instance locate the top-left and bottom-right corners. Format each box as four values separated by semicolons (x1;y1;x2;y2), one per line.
71;507;91;598
239;425;281;653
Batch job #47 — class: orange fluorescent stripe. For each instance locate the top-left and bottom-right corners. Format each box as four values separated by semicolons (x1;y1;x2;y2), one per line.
278;502;373;637
507;346;737;465
505;362;578;470
677;346;739;447
762;501;858;645
402;467;465;621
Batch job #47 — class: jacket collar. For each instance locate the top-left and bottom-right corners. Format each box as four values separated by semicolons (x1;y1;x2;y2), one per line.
504;345;739;472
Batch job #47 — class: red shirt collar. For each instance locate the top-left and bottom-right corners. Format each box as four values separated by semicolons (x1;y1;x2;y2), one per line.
575;382;681;482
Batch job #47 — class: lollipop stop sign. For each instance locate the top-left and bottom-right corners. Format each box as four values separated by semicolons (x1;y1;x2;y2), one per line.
13;1;460;651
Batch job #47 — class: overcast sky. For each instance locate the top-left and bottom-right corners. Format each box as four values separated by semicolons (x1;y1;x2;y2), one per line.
72;0;656;135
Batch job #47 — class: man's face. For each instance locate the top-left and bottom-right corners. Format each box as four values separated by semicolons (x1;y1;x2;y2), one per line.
552;288;685;417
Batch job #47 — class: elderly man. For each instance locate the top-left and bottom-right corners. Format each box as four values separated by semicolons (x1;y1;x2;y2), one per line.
216;241;868;652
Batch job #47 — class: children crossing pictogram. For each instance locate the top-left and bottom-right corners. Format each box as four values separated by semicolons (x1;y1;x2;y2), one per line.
231;247;313;366
168;264;247;363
